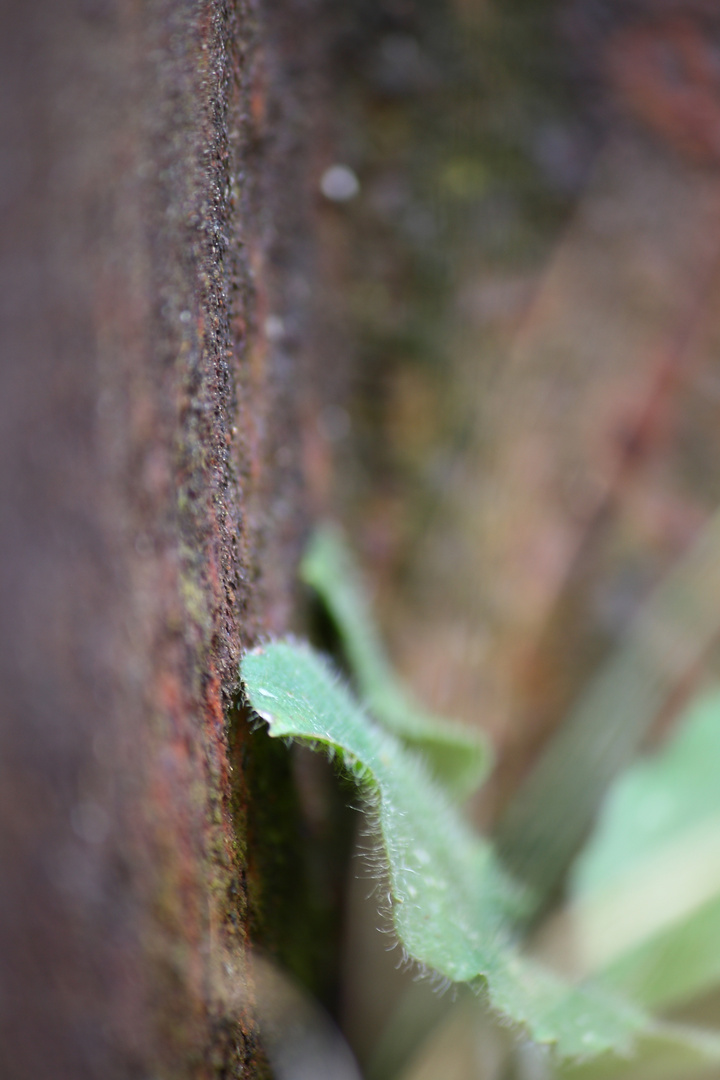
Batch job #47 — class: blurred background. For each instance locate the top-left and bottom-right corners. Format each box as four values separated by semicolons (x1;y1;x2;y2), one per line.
294;1;720;1077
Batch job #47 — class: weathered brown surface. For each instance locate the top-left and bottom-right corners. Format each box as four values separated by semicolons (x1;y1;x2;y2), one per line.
0;1;322;1076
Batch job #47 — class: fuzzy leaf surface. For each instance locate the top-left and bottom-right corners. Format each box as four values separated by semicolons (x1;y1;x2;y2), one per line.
301;525;490;799
242;639;643;1059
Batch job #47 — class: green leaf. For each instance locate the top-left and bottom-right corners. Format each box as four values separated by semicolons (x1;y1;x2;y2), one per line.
598;896;720;1015
573;691;720;896
557;1021;720;1080
496;509;720;907
301;524;490;799
241;639;643;1059
561;689;720;1014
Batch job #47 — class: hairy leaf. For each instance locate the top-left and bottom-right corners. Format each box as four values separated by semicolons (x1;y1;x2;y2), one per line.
241;639;643;1058
301;525;490;799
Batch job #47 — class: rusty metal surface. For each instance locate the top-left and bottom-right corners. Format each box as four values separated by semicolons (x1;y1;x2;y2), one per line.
0;0;324;1075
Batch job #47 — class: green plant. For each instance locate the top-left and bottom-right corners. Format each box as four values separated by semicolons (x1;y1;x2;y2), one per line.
240;524;720;1075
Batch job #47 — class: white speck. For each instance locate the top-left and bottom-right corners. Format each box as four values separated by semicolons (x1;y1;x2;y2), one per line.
320;164;360;202
256;688;276;698
406;884;418;899
264;314;285;341
414;847;431;865
179;309;191;323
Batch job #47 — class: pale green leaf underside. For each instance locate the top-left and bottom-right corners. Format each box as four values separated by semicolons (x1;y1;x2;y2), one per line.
574;691;720;897
557;1021;720;1080
566;690;720;1013
301;525;490;799
496;508;720;905
241;640;643;1059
